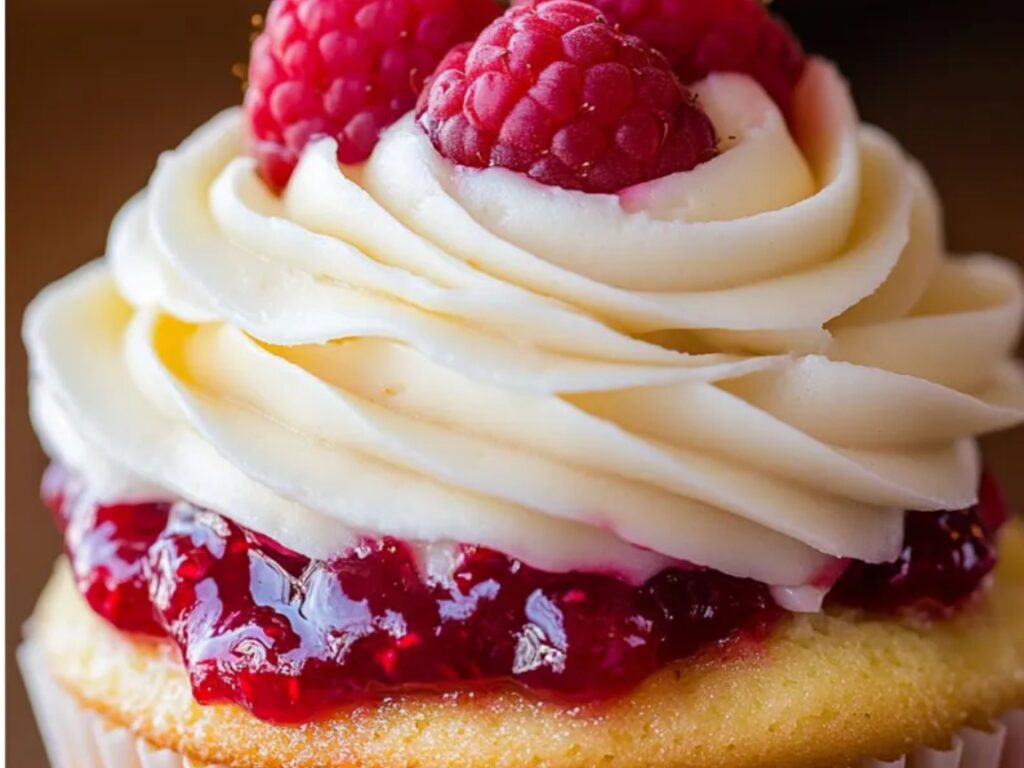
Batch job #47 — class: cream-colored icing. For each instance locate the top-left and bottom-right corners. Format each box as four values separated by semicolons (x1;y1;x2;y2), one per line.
24;57;1024;592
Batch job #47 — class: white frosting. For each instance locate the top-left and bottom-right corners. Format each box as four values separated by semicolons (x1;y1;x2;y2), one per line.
24;58;1024;593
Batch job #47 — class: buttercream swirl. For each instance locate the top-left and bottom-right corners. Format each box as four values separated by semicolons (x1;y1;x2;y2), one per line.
25;58;1024;594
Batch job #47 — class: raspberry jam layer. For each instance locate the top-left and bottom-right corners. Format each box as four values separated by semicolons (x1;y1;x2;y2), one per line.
44;466;1006;723
829;472;1007;613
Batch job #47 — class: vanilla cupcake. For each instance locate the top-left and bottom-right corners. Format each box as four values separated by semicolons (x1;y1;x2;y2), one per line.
20;0;1024;766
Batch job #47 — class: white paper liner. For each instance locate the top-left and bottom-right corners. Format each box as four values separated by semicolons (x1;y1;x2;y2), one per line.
18;642;221;768
17;640;1024;768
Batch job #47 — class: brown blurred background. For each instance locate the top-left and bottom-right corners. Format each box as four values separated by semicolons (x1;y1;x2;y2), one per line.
6;0;1024;764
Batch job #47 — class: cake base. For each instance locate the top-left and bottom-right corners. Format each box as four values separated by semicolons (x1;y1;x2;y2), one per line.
24;522;1024;768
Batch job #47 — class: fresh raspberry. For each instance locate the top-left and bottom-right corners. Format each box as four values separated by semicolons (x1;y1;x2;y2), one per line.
976;470;1009;534
246;0;501;189
587;0;806;115
416;0;718;194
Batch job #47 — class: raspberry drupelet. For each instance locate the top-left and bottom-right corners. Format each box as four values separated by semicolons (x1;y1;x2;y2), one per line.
417;0;719;194
246;0;501;189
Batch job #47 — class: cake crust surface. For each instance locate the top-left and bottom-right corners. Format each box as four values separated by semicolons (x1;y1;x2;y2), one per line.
32;522;1024;768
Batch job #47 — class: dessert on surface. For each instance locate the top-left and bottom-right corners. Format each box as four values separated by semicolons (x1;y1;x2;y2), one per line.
21;0;1024;763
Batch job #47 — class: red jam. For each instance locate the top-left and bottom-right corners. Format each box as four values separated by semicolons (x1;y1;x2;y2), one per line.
828;472;1006;614
43;465;1006;723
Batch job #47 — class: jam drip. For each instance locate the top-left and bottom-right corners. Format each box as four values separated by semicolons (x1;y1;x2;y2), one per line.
44;465;1007;723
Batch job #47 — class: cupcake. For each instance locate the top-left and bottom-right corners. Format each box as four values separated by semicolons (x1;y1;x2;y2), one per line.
19;0;1024;766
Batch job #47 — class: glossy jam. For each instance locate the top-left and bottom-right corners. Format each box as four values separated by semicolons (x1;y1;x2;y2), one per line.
45;466;776;722
829;472;1006;614
44;465;1006;723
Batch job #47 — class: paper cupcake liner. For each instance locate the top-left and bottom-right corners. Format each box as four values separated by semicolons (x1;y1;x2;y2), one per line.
17;640;1024;768
17;642;221;768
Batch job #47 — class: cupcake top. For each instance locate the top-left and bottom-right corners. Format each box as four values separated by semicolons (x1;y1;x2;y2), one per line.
24;0;1024;603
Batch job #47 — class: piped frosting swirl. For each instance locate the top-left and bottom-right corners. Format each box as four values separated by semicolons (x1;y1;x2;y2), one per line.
25;58;1024;590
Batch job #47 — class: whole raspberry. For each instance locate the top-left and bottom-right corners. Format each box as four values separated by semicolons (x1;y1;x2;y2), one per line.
587;0;805;114
416;0;718;194
246;0;501;189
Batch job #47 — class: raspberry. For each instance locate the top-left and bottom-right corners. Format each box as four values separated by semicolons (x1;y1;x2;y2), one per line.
416;0;718;194
587;0;806;115
246;0;501;189
976;470;1009;534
